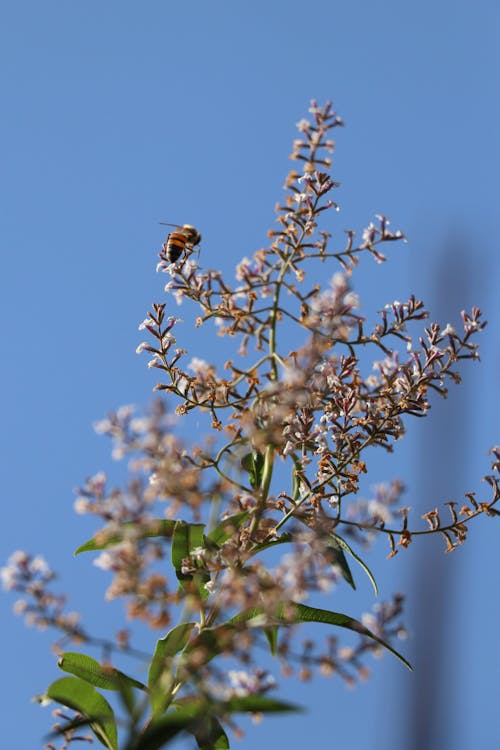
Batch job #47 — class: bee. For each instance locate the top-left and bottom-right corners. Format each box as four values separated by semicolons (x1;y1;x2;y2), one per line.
159;222;202;263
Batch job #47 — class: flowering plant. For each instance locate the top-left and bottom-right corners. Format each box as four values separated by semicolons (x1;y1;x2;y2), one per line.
3;101;498;750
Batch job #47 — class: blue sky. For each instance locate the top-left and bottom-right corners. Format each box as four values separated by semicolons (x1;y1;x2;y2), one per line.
1;1;499;748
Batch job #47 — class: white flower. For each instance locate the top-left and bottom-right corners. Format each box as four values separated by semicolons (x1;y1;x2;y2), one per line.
161;332;176;347
0;565;17;590
29;556;51;576
188;357;209;374
344;291;360;309
93;552;114;571
94;418;112;434
74;497;90;514
296;118;310;132
117;405;134;420
293;192;308;204
147;355;161;369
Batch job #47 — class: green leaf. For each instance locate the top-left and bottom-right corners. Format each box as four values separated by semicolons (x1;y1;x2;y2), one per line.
250;532;293;555
148;622;196;717
206;512;250;547
330;533;378;595
171;521;210;598
129;694;300;750
226;602;411;670
58;652;146;692
225;695;302;714
324;539;356;590
289;602;411;670
45;676;118;750
171;521;205;576
241;451;265;489
126;704;205;750
74;519;177;555
264;626;279;656
193;716;230;750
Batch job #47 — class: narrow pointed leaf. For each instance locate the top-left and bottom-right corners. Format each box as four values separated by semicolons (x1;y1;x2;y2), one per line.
148;622;196;717
171;521;210;598
330;533;378;595
193;716;230;750
171;521;205;576
75;519;176;555
225;695;302;713
226;602;411;670
264;626;279;656
126;705;204;750
289;602;411;670
150;623;197;677
324;539;356;590
250;532;293;555
45;676;118;750
241;451;265;489
58;652;146;691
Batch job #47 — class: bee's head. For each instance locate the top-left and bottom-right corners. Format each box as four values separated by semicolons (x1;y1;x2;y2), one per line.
182;225;201;245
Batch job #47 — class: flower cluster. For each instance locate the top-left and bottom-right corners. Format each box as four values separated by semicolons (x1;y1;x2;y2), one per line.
3;101;497;750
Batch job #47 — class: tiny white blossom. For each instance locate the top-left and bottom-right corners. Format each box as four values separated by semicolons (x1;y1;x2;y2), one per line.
0;566;17;590
296;118;310;132
10;551;30;566
93;552;114;571
188;357;209;374
29;556;51;576
94;418;112;434
344;291;360;309
74;497;90;514
173;288;185;305
293;192;309;204
148;355;161;369
190;547;205;561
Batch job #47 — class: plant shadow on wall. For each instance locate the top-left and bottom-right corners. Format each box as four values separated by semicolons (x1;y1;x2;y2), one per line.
2;102;499;750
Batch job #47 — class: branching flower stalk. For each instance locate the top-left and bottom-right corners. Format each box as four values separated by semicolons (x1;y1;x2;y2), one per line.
2;101;498;750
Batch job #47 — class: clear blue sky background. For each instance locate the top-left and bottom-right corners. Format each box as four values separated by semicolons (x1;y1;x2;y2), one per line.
1;2;499;748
